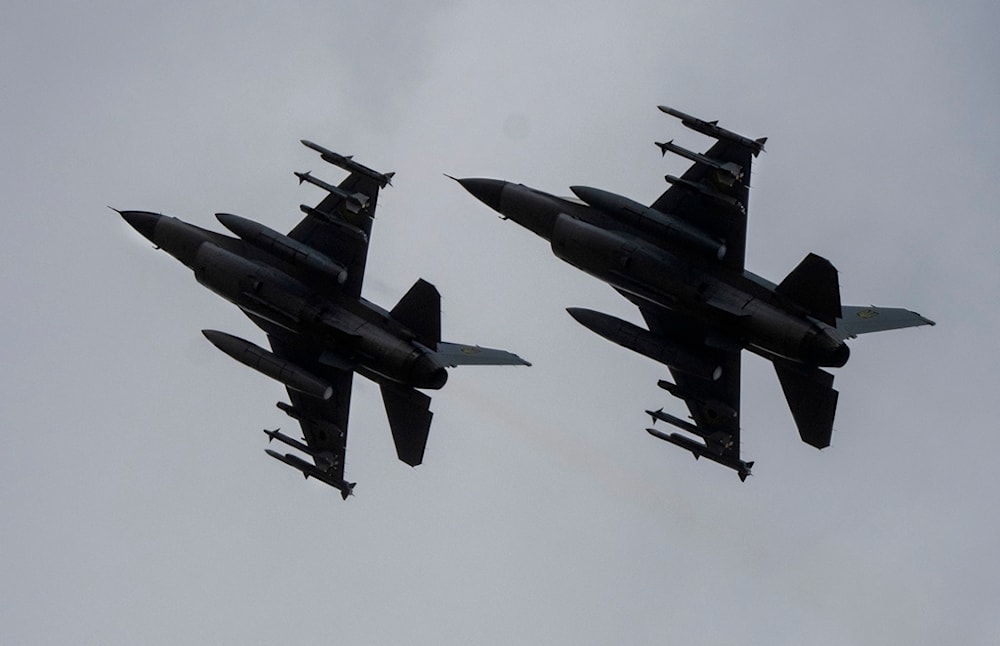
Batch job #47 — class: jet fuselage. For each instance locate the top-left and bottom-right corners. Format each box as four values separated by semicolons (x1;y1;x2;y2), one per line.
122;211;448;389
457;179;848;369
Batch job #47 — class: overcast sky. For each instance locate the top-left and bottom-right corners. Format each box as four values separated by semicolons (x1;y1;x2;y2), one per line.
3;1;999;644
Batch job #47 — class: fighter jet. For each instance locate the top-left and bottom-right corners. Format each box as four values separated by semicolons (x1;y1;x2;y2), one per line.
456;105;933;481
121;140;529;499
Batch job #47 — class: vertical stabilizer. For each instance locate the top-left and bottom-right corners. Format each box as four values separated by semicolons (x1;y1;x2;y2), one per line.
776;253;842;326
390;278;441;349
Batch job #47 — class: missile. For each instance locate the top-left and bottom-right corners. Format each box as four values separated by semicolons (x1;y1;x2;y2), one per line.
265;449;355;499
646;408;704;436
663;175;745;214
202;330;333;400
646;428;753;482
658;105;767;157
263;428;312;454
566;308;722;381
263;428;343;465
300;140;395;188
655;140;744;187
298;205;369;242
647;407;735;449
215;213;347;284
656;380;738;420
569;185;726;260
294;171;369;214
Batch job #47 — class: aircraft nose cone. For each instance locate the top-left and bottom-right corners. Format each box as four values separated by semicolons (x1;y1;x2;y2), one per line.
454;177;506;213
120;210;162;243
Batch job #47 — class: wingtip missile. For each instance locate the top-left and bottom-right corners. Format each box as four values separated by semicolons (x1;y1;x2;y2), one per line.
300;139;394;188
264;448;355;498
646;428;753;481
658;104;766;157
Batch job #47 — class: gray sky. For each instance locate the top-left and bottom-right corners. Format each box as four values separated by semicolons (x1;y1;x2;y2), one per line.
3;1;999;644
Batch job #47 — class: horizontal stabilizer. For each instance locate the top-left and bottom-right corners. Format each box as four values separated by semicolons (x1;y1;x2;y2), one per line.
380;383;433;467
835;305;936;339
776;253;842;326
433;342;531;367
773;360;838;449
390;279;441;349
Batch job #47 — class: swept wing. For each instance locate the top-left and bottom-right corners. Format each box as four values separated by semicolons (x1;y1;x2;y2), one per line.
288;143;390;298
651;129;757;271
635;302;749;478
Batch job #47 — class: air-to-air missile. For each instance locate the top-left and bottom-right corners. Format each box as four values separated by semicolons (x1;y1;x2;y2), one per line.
264;449;355;500
654;140;745;186
300;140;395;188
569;185;727;259
201;330;334;400
215;212;348;284
263;428;313;454
647;408;702;435
294;170;370;214
263;427;343;461
657;105;767;157
645;427;753;482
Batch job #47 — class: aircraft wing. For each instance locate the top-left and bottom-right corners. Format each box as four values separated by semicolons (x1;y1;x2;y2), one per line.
266;331;353;489
288;158;385;299
650;138;755;271
636;302;747;476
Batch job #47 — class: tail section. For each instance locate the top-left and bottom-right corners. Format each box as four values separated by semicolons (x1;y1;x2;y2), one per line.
390;279;441;349
773;359;838;449
835;305;936;339
380;383;433;467
776;253;842;326
390;279;531;367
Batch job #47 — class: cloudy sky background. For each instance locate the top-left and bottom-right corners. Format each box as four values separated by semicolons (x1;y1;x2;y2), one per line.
3;1;998;644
